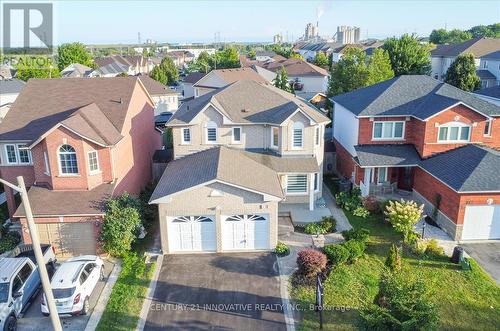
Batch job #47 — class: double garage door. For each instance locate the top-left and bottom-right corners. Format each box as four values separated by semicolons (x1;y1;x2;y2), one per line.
462;205;500;240
167;214;269;253
36;222;96;258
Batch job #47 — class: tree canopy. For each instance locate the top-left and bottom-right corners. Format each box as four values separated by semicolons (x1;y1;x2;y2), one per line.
57;42;94;70
274;66;293;93
444;53;481;91
367;49;395;85
186;47;241;74
314;52;329;68
248;49;256;59
15;56;61;81
383;34;432;76
150;57;179;85
429;23;500;44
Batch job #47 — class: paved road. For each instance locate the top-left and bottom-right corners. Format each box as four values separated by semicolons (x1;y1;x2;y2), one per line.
462;241;500;285
144;253;287;331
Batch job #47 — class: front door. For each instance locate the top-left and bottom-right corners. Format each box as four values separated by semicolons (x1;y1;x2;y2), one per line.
397;167;414;191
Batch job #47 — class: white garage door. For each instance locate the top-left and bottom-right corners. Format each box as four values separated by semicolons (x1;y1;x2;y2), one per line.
222;214;270;250
36;222;96;258
462;205;500;240
167;216;216;252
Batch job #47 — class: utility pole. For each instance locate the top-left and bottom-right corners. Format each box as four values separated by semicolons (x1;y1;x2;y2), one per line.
0;176;62;331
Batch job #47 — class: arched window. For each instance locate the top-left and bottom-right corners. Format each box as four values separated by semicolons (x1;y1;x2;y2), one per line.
58;144;78;174
292;122;304;148
206;121;217;143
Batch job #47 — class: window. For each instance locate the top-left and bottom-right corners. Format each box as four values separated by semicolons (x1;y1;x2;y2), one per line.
18;145;30;164
11;275;22;294
18;263;33;283
232;127;241;144
377;167;388;184
206;121;217;143
43;151;50;175
292;122;304;148
84;263;96;274
271;127;279;148
286;174;307;194
5;145;17;164
79;269;89;285
182;128;191;144
88;151;99;173
438;123;471;142
314;173;319;192
483;61;488;69
58;144;78;174
372;121;405;140
481;80;489;89
4;144;31;165
315;126;320;146
484;120;492;136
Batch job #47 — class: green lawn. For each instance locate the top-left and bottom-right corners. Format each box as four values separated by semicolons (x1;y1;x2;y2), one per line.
291;178;500;330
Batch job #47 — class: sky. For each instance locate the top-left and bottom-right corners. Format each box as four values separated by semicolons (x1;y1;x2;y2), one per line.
11;0;500;45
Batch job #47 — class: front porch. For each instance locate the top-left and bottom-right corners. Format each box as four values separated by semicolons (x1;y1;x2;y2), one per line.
279;199;331;224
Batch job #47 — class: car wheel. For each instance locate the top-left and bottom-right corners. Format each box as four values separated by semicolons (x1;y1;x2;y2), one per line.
4;315;17;331
81;297;90;315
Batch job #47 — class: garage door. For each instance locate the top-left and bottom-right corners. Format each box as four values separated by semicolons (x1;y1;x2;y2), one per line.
462;205;500;240
222;214;269;250
36;222;96;258
167;216;216;252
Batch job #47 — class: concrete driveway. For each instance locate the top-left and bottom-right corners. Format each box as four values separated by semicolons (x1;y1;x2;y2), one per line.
18;260;115;331
144;253;287;331
462;241;500;285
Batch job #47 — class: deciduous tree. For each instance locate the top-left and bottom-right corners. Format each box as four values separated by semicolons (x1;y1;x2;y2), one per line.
328;47;369;96
314;52;329;68
383;34;432;75
367;49;395;85
57;42;94;70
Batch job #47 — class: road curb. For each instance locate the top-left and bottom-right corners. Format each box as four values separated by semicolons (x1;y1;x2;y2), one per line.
136;254;163;331
276;255;296;331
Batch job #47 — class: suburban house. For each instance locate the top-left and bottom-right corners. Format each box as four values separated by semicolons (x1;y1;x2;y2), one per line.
181;72;206;100
474;84;500;106
139;75;179;115
166;50;195;67
478;50;500;88
239;53;286;67
0;77;161;257
192;67;270;97
0;79;25;121
61;63;94;78
92;55;150;77
150;80;330;254
332;75;500;241
430;37;500;82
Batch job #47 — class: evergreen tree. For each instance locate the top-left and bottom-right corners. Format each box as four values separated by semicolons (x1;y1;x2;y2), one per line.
274;66;293;93
444;53;481;91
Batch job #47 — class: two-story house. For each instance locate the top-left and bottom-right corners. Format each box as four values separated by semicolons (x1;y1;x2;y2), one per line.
478;50;500;88
0;77;161;257
139;75;179;115
150;80;330;254
332;75;500;241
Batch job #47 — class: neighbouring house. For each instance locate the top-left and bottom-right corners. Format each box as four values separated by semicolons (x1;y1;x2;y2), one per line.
192;67;269;97
181;72;206;100
0;79;25;121
254;51;277;62
0;64;16;80
0;77;161;257
139;75;179;115
430;37;500;82
296;41;340;61
166;51;195;67
329;44;365;63
149;80;330;254
91;55;150;77
61;63;93;78
478;50;500;88
239;53;286;67
474;84;500;106
331;75;500;241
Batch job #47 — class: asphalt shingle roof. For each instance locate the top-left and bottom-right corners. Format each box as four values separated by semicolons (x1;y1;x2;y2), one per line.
242;150;319;173
331;75;500;118
481;50;500;60
476;69;496;80
0;79;25;94
354;144;421;167
420;144;500;192
430;37;500;57
183;72;206;84
474;85;500;99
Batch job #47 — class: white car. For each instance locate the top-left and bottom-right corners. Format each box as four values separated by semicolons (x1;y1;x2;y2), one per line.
41;256;104;316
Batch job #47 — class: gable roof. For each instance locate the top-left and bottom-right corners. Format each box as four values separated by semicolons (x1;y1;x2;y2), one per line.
260;58;328;77
420;144;500;192
194;67;268;88
0;79;25;95
183;72;206;84
331;75;500;119
476;69;497;80
61;63;93;78
354;144;421;167
481;50;500;60
0;77;142;144
149;146;284;202
138;75;176;96
168;80;330;126
430;37;500;58
474;84;500;100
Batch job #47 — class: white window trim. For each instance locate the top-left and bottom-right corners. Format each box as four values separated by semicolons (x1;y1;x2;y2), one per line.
17;144;31;164
205;121;218;144
87;150;100;174
57;145;79;176
181;128;191;145
43;151;50;176
377;167;388;184
270;127;279;149
231;126;242;144
286;174;308;195
4;144;17;164
484;119;492;137
437;122;471;143
372;121;405;141
4;144;32;165
292;122;304;149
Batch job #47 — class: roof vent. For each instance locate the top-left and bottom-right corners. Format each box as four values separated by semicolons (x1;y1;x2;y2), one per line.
119;97;123;104
241;108;248;113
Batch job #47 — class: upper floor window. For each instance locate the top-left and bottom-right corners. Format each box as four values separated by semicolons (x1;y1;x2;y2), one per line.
182;128;191;144
315;126;320;146
88;150;99;174
206;121;217;143
484;120;492;136
4;144;31;165
438;122;471;142
58;144;78;175
483;61;488;69
372;121;405;140
232;127;242;144
292;122;304;148
43;151;50;175
271;127;279;149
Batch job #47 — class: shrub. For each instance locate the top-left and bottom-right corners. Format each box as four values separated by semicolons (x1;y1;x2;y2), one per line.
342;228;370;243
324;244;350;266
353;206;370;218
363;195;380;213
319;216;336;233
360;269;438;330
335;188;363;212
425;239;445;257
385;244;402;271
344;239;366;261
304;223;322;235
296;249;327;278
0;230;21;254
385;199;424;244
412;240;428;255
275;242;290;256
139;183;158;230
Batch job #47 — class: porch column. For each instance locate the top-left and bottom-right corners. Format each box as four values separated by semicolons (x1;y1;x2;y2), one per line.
309;173;315;211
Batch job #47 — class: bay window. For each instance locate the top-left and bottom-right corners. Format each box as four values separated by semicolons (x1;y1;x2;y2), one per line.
58;144;78;174
372;121;405;140
286;174;307;194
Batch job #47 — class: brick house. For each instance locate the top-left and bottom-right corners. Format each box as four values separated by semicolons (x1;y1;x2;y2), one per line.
0;77;161;257
332;75;500;241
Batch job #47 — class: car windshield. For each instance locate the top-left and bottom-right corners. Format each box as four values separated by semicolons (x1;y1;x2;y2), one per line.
52;287;76;299
0;283;9;303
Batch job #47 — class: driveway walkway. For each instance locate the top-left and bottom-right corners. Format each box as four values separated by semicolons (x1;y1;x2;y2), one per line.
461;241;500;285
144;253;286;331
